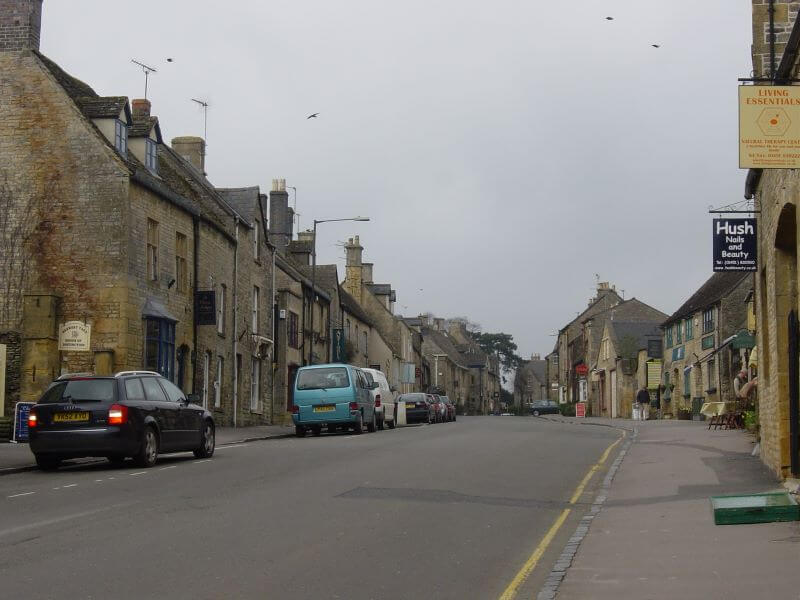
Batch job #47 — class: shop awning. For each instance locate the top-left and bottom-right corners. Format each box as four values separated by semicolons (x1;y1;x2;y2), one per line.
142;298;178;322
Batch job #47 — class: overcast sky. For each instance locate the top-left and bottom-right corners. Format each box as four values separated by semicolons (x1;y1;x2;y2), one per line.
42;0;752;358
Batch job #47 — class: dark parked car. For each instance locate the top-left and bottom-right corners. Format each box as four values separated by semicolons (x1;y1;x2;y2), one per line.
529;400;560;416
428;394;445;423
28;371;215;470
439;395;456;422
398;393;432;424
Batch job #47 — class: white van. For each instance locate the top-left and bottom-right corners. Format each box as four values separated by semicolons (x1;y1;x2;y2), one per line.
362;368;396;430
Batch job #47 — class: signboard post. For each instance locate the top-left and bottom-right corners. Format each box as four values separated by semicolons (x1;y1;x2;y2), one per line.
739;85;800;169
713;219;757;272
12;402;35;443
58;322;91;351
576;402;586;418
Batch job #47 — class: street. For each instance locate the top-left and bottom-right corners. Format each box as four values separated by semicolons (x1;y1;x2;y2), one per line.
0;418;619;600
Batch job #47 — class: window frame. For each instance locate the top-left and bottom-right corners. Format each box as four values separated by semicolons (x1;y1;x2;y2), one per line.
143;318;175;381
175;232;188;294
252;285;260;335
702;308;714;334
115;119;128;156
675;322;682;345
145;137;158;172
253;221;260;262
250;357;261;412
146;218;159;281
665;326;673;348
685;318;693;340
217;284;226;336
215;356;223;409
288;311;299;349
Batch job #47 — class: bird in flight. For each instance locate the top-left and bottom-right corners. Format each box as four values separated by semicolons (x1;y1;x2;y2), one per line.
166;58;174;62
605;16;614;20
307;113;319;119
651;44;661;48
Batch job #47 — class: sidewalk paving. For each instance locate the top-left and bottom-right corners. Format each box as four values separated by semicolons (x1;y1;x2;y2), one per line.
0;424;294;475
550;419;800;600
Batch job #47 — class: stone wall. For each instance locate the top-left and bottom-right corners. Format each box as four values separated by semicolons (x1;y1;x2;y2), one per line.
0;331;21;416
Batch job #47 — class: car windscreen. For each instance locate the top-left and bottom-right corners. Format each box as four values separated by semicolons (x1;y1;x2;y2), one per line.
39;379;115;403
296;367;350;390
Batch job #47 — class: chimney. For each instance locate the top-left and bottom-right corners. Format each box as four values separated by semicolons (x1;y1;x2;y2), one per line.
0;0;42;52
434;318;445;332
290;230;314;265
269;178;290;254
531;353;541;361
286;207;295;242
343;236;364;302
362;262;374;284
171;136;206;174
131;98;151;118
751;1;798;78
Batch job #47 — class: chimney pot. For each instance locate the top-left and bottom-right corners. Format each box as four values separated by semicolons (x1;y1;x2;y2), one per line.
132;98;151;117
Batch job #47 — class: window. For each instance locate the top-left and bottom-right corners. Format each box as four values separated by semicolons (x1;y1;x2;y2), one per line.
253;222;260;262
115;119;127;155
141;377;168;402
147;219;159;281
124;378;145;401
685;318;693;340
297;367;350;390
288;311;299;348
143;318;175;380
701;335;714;350
175;233;187;293
665;326;673;348
202;351;211;409
702;308;714;334
160;379;186;403
145;138;158;172
217;285;226;335
707;359;716;391
251;358;260;411
252;285;260;334
345;319;351;341
215;356;223;408
683;369;691;397
675;323;682;345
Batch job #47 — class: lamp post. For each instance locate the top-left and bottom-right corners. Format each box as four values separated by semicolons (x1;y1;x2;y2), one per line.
309;216;370;365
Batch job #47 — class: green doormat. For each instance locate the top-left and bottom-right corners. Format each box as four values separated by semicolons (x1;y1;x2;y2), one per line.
711;492;800;525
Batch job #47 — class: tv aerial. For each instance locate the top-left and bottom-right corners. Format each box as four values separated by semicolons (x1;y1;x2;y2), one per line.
131;59;157;99
191;98;210;142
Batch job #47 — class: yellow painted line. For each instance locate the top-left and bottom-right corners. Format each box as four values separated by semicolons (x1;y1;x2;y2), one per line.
498;430;626;600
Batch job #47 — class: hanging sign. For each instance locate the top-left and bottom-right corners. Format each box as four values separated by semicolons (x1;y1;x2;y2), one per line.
713;218;757;272
58;321;91;351
739;85;800;169
194;291;216;326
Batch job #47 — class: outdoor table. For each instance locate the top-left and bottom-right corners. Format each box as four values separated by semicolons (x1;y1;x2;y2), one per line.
701;401;740;430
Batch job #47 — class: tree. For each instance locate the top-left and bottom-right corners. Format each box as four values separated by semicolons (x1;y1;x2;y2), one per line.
470;331;523;372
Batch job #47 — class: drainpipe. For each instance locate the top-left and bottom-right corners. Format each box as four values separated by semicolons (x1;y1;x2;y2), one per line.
192;217;199;394
769;0;776;80
232;219;239;428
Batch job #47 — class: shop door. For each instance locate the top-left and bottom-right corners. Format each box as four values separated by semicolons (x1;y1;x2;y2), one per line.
610;370;617;418
789;311;800;476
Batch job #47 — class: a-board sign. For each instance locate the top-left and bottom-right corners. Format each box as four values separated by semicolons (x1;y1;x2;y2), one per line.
713;218;757;272
576;402;586;418
13;402;35;443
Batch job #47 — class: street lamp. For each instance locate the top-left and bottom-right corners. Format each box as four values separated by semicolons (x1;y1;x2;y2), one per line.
309;216;370;365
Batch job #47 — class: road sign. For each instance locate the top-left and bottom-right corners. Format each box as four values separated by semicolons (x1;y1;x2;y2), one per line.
576;402;586;418
12;402;35;443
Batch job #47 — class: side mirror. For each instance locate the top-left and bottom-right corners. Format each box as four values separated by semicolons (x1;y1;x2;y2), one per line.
187;393;199;404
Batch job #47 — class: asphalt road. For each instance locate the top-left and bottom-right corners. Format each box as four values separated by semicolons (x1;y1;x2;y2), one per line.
0;416;619;600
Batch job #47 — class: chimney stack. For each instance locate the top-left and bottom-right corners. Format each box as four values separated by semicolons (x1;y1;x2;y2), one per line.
0;0;43;52
751;1;798;78
362;262;374;284
132;98;151;117
269;178;290;254
171;136;206;174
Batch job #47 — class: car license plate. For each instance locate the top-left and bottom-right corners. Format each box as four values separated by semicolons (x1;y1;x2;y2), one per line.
405;403;417;408
313;405;335;413
53;412;90;423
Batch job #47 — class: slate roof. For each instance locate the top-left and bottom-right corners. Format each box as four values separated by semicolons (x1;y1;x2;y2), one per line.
609;321;662;357
288;239;313;255
216;186;261;226
586;298;669;364
36;51;97;99
292;263;339;299
560;289;623;333
421;327;468;368
129;115;162;142
76;96;128;119
338;286;373;327
664;272;751;326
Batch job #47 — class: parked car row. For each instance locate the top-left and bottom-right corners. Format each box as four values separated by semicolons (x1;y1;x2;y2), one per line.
292;363;457;436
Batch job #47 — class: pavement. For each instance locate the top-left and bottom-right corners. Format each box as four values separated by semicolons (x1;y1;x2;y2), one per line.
546;418;800;600
0;424;295;475
0;416;619;600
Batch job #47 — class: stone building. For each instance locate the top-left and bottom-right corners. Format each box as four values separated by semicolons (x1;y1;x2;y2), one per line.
660;273;752;420
447;320;500;414
0;1;275;427
419;325;472;410
514;354;548;407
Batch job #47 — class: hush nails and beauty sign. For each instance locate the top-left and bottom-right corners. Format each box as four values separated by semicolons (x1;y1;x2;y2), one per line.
713;219;756;272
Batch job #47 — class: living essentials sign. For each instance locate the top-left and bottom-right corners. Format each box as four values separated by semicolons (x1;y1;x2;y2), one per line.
58;321;91;351
739;85;800;169
713;219;757;272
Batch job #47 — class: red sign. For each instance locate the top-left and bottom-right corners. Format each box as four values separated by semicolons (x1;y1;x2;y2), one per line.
576;402;586;418
574;364;588;377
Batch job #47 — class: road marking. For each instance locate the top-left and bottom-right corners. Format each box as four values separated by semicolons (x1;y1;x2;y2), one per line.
7;492;36;499
159;465;177;470
0;503;134;538
498;431;626;600
216;444;246;450
62;484;77;488
95;479;103;483
193;459;211;464
129;471;147;476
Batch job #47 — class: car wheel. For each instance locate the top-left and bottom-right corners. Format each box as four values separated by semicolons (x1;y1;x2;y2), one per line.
388;413;396;429
135;426;159;468
35;455;62;471
295;425;306;437
194;420;215;458
353;412;364;434
378;416;385;430
533;410;540;417
312;426;322;437
107;454;126;466
328;424;338;434
367;411;377;433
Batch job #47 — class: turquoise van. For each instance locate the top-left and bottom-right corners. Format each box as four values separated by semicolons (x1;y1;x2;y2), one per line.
292;364;378;437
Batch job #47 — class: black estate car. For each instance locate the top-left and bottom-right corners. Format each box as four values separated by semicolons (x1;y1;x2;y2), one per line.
28;371;215;470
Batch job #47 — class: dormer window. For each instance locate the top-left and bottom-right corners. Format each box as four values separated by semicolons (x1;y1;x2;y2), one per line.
145;138;158;173
115;119;128;156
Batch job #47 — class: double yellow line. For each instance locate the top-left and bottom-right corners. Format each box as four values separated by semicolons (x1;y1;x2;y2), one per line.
498;432;625;600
